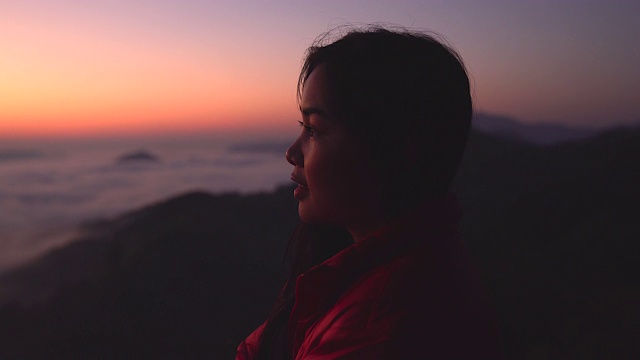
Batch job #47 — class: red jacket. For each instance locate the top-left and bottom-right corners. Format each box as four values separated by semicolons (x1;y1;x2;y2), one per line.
237;193;503;359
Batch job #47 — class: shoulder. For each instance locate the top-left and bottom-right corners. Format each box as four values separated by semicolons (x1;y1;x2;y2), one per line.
296;236;505;358
330;240;502;358
343;235;466;308
313;248;428;340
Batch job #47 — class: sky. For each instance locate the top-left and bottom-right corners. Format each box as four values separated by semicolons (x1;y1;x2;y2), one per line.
1;0;638;139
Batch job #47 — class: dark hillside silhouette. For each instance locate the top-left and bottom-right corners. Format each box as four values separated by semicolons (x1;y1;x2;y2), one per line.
0;188;298;359
0;129;638;358
472;113;604;145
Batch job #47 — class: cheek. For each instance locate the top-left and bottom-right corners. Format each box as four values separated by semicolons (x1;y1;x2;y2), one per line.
307;149;371;211
308;148;353;192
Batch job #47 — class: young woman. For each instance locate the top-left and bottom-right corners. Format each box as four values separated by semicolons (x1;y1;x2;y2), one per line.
237;26;503;359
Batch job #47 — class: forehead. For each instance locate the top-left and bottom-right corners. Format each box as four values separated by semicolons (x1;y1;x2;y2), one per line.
301;65;330;112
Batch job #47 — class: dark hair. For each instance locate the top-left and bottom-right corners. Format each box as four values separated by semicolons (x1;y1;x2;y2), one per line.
256;26;472;359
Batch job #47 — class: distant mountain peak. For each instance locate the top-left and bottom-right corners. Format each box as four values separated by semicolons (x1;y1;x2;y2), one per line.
116;150;160;164
472;113;605;145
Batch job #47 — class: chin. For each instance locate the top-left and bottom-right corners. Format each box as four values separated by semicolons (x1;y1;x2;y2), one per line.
297;204;326;225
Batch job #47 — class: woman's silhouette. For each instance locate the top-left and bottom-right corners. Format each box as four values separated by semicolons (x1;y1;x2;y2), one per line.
237;26;503;359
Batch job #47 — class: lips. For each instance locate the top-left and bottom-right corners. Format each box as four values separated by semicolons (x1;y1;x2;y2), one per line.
291;174;309;199
290;174;308;188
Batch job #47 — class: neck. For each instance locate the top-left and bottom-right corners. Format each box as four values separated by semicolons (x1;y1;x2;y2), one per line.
347;216;387;243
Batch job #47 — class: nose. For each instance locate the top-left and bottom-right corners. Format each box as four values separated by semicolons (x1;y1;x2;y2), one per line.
286;136;303;166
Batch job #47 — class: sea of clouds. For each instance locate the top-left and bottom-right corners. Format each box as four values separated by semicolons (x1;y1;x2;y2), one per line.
0;135;292;272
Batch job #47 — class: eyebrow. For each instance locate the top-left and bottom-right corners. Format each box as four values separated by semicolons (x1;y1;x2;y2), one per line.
300;106;330;118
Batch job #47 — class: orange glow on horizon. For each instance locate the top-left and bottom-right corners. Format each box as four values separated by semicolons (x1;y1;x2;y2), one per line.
0;13;300;139
0;108;299;139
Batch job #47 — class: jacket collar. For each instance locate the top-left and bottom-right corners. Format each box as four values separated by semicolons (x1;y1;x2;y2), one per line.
288;192;462;350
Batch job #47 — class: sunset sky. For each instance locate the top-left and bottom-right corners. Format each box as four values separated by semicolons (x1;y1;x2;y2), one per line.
1;0;638;138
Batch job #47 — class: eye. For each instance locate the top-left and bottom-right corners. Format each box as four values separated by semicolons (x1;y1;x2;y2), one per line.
298;121;316;137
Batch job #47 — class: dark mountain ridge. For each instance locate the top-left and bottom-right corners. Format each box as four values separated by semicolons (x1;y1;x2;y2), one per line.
455;128;640;358
1;128;639;358
471;112;637;145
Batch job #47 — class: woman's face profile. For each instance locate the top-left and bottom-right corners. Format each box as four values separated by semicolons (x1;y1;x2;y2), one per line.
286;66;385;237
